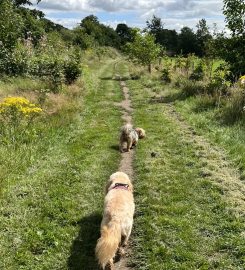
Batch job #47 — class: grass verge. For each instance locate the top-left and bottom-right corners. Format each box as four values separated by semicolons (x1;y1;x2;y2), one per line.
0;57;123;270
126;74;245;270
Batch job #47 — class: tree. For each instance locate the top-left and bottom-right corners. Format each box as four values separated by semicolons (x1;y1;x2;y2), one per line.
178;27;197;55
145;15;164;44
12;0;41;6
116;23;134;46
79;15;120;48
0;0;23;50
195;19;212;56
157;29;178;54
73;26;97;49
223;0;245;36
221;0;245;79
125;31;161;73
145;15;178;54
146;15;163;35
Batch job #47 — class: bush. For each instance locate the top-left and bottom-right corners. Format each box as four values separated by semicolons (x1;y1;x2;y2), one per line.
30;55;64;92
205;64;231;96
161;68;171;83
64;60;81;84
63;49;82;84
189;62;204;81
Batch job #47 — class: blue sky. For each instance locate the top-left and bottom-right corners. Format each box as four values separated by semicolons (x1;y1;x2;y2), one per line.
31;0;226;32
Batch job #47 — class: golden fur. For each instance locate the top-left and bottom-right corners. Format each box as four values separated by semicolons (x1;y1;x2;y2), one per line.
119;124;145;152
95;172;135;269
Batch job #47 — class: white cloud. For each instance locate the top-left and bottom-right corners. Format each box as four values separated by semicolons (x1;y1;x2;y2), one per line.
32;0;225;31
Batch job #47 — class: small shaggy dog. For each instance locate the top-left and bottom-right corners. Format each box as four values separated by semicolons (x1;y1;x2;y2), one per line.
119;124;145;152
95;172;135;269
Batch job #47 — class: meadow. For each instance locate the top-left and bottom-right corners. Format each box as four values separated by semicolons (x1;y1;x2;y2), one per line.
0;48;245;269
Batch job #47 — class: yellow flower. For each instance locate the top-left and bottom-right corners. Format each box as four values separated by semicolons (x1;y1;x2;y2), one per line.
0;96;42;117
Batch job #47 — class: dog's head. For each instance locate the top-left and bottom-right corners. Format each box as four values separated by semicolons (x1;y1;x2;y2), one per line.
105;172;133;193
135;128;146;139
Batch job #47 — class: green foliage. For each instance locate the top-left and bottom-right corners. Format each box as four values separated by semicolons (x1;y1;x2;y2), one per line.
0;0;82;85
178;27;197;55
76;15;120;49
145;15;178;54
18;7;45;45
161;68;171;83
0;0;23;51
144;15;214;57
73;27;97;49
146;15;164;36
63;49;82;84
223;0;245;36
214;0;245;80
12;0;37;6
125;32;161;72
116;23;134;46
195;19;212;57
205;64;231;96
189;62;205;81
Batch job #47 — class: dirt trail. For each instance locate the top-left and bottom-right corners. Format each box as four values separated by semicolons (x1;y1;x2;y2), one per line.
114;80;134;270
114;80;134;180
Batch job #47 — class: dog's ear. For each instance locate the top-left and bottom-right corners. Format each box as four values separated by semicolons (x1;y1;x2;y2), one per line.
135;128;145;139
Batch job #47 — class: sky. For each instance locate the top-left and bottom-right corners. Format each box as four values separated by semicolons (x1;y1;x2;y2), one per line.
30;0;226;32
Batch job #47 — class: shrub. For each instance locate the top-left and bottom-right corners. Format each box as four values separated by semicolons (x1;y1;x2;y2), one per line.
189;62;204;81
63;49;82;84
29;50;64;92
63;60;81;84
161;68;171;83
205;63;231;96
29;39;82;90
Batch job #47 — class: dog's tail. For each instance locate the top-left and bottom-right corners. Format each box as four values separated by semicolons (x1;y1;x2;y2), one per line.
95;221;121;268
121;124;132;136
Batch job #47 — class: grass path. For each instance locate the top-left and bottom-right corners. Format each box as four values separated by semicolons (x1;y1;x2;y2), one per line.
1;57;244;270
0;58;124;270
126;76;245;269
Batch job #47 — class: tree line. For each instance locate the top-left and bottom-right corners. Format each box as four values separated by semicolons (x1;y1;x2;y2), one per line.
0;0;244;81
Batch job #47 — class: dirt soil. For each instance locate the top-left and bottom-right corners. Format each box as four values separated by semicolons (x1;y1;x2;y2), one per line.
114;80;134;270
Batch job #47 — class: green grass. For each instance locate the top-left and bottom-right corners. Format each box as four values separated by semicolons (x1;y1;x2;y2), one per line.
0;77;49;96
0;58;124;269
174;96;245;177
1;55;244;270
126;74;245;269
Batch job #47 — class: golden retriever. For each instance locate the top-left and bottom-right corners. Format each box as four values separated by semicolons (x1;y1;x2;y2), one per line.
119;123;145;152
95;172;135;269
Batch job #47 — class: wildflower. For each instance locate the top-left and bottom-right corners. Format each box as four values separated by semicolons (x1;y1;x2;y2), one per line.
0;96;42;117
